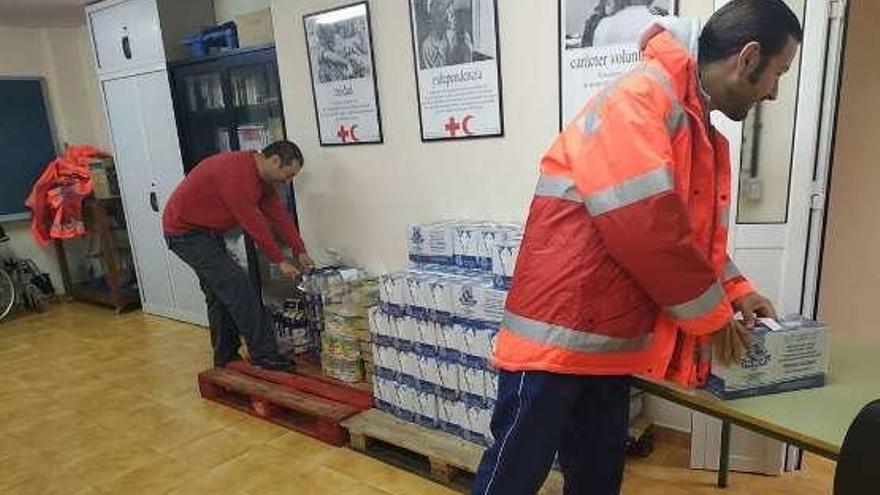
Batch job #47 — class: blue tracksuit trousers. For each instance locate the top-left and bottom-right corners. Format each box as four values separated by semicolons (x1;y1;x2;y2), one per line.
472;370;631;495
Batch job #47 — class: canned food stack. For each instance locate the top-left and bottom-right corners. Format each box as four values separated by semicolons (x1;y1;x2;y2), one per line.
303;266;379;383
269;298;310;356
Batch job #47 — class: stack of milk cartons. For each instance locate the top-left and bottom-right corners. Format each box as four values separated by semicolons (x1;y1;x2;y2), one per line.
371;267;504;446
369;220;524;446
407;220;524;280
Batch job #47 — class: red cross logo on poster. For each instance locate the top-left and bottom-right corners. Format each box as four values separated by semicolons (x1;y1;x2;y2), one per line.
444;115;475;138
336;124;359;143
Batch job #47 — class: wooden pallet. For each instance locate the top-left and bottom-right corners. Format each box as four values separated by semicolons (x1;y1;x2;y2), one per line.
226;359;374;410
197;368;360;446
341;409;563;494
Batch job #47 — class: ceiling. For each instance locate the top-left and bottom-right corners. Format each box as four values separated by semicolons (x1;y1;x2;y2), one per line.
0;0;94;27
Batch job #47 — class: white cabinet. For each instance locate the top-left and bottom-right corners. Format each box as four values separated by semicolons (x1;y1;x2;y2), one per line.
88;0;165;76
88;0;213;325
87;0;214;77
102;72;206;324
88;3;131;74
102;74;174;315
125;0;166;66
135;71;207;322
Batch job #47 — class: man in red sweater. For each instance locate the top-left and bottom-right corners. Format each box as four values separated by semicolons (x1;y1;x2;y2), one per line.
163;141;312;372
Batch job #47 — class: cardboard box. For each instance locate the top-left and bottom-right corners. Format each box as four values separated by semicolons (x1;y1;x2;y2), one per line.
706;315;830;400
452;278;507;324
235;8;274;47
408;222;456;265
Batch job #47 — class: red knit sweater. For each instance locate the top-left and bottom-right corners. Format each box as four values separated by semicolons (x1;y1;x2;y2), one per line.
163;151;305;262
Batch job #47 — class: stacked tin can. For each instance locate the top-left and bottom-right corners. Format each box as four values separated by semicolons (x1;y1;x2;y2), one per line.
301;266;379;383
269;298;310;356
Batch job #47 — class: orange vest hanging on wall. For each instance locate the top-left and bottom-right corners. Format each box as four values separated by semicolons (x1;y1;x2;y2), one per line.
26;145;107;247
493;25;755;387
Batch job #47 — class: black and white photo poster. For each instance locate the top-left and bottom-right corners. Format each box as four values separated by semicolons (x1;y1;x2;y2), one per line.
409;0;503;141
560;0;676;127
304;2;383;145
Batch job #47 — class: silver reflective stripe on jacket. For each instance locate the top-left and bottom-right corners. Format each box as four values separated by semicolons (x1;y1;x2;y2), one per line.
534;175;581;203
583;87;612;136
643;64;687;135
580;63;687;137
666;281;724;320
718;205;731;229
584;167;674;216
723;259;742;282
503;311;651;353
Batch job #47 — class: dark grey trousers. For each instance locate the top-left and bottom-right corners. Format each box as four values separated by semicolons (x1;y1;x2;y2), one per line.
166;231;280;366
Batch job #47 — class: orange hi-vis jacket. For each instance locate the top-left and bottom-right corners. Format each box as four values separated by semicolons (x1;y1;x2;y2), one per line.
26;145;107;247
493;25;755;387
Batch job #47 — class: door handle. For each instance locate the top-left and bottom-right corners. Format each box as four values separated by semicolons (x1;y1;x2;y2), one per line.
121;34;132;60
149;191;159;212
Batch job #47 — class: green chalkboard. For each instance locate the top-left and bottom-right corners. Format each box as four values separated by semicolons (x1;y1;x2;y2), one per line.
0;78;58;221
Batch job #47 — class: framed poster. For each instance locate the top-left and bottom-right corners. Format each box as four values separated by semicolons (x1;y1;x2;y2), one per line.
559;0;678;128
408;0;504;141
304;2;383;146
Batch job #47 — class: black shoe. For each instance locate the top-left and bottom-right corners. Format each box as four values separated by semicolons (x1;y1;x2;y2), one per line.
252;357;295;373
215;353;245;368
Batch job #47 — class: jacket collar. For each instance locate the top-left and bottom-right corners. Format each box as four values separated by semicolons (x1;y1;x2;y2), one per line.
639;20;710;120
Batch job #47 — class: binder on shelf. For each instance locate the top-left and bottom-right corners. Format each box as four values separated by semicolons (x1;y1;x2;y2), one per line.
237;123;270;151
217;127;231;152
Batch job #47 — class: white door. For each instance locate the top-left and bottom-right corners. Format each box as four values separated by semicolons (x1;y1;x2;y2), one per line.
103;73;176;317
135;70;208;325
800;0;846;319
690;0;843;474
103;71;207;325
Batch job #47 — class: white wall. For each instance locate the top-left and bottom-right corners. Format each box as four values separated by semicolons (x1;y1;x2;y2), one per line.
0;8;85;29
214;0;270;24
272;0;555;272
0;24;109;294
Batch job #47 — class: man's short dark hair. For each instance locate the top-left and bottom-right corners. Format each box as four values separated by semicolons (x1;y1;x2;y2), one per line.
699;0;803;68
262;140;304;168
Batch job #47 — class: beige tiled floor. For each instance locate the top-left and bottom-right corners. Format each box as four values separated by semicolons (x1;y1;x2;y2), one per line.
0;303;834;494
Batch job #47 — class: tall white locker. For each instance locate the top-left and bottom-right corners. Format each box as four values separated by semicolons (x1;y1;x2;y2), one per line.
87;0;213;325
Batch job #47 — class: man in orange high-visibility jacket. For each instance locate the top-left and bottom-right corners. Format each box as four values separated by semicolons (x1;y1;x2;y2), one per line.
472;2;802;494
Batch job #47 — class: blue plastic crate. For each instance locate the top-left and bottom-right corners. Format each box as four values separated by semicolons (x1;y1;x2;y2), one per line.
182;22;239;57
